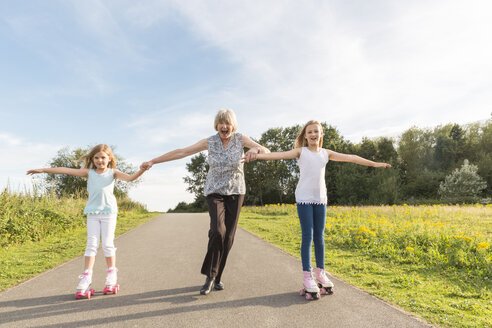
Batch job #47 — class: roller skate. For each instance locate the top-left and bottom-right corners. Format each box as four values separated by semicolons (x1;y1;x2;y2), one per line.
102;267;119;295
299;270;320;300
315;267;334;295
75;270;95;299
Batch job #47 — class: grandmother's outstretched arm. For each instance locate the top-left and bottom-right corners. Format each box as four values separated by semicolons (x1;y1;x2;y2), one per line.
141;139;208;170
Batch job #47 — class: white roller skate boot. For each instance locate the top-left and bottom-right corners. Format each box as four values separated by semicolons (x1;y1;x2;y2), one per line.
315;267;334;295
103;267;119;295
299;270;320;300
75;270;94;299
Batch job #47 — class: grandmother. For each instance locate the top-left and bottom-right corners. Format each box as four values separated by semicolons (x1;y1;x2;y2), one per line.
141;109;269;295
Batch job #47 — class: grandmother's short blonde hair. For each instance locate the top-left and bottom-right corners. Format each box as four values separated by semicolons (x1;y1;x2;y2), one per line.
214;109;238;132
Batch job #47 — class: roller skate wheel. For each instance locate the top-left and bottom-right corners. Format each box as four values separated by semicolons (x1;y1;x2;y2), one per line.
113;285;119;294
86;292;91;300
299;289;305;296
75;293;81;299
314;292;320;300
305;293;312;300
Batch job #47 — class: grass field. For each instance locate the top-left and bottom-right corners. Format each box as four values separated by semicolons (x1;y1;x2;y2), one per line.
0;190;159;291
239;204;492;328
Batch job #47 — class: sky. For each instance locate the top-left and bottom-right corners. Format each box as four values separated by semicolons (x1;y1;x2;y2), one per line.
1;0;491;211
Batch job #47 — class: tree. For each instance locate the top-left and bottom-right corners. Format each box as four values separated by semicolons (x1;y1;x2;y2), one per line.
438;159;488;203
183;152;209;198
322;124;353;204
434;133;456;171
398;127;436;199
245;126;300;205
182;152;209;210
43;146;139;198
333;137;399;205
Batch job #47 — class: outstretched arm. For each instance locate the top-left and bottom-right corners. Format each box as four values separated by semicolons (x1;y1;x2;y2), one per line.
26;167;89;177
114;168;146;182
140;139;208;170
256;148;301;161
327;150;391;168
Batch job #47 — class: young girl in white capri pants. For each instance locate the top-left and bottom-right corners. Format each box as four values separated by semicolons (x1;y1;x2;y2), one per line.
27;144;146;299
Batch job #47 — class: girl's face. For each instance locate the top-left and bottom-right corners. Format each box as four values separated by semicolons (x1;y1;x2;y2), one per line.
92;151;110;170
304;124;322;147
217;121;233;140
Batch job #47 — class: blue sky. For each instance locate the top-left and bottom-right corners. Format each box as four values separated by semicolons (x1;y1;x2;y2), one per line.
1;1;491;211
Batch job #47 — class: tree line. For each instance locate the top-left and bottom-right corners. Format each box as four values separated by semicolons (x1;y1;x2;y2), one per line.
172;117;491;212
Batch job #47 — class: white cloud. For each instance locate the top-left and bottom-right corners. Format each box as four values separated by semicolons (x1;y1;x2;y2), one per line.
168;0;492;141
0;133;22;146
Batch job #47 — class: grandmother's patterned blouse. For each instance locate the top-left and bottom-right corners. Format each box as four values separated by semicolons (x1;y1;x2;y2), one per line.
203;132;246;196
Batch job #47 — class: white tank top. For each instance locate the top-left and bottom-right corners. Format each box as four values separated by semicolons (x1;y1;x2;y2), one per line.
295;147;329;204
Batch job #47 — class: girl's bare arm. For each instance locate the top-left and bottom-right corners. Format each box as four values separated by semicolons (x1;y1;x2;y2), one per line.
114;168;146;182
256;148;301;160
327;150;391;167
26;167;89;177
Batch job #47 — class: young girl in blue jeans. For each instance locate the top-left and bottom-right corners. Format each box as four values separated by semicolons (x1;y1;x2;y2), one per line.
27;144;146;299
246;120;391;298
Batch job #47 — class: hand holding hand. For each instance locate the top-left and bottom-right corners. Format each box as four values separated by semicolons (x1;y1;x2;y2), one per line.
140;161;153;170
243;149;259;163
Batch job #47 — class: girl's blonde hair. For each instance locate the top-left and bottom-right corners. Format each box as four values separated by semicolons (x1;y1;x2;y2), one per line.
294;120;324;148
214;109;238;133
81;144;116;169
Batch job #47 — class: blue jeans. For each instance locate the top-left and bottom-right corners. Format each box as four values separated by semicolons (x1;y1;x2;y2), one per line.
297;203;326;272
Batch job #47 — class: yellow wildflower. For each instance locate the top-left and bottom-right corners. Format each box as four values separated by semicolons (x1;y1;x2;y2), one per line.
477;242;490;250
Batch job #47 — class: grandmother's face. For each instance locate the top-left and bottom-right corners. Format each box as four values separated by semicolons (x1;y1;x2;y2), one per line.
217;121;233;139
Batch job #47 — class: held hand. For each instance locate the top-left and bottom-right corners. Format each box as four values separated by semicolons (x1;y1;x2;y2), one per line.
140;162;153;170
26;169;43;175
241;153;256;163
243;149;258;163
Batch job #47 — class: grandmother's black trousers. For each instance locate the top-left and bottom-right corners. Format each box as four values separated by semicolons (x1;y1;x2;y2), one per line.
201;193;245;281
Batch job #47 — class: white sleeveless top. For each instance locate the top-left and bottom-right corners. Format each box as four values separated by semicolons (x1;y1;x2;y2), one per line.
295;147;329;205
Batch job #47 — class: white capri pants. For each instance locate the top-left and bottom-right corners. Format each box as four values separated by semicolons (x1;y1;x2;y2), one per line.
84;213;117;257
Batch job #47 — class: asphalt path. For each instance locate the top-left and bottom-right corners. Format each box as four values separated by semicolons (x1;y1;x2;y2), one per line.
0;213;434;327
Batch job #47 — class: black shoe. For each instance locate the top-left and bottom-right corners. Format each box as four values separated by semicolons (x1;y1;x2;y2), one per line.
214;281;224;290
200;277;215;295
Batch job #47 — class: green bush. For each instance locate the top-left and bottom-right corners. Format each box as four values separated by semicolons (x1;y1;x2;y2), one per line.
439;160;488;203
0;190;148;248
